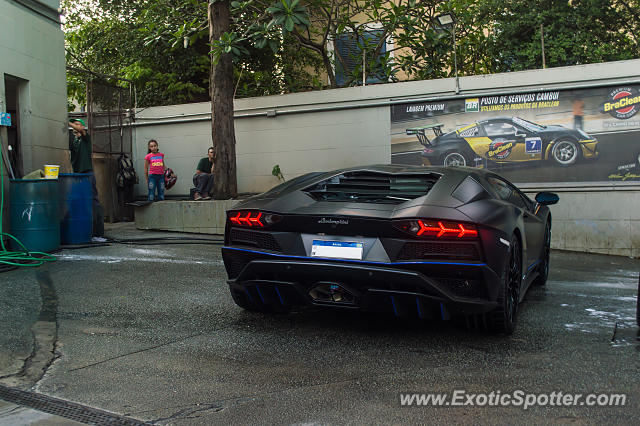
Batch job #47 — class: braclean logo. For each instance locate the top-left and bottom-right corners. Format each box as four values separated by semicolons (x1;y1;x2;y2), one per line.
601;87;640;120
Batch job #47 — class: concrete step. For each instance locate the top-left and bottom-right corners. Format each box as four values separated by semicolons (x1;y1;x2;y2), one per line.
135;199;239;234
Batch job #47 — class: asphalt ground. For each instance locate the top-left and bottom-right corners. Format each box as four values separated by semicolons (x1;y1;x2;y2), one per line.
0;223;638;424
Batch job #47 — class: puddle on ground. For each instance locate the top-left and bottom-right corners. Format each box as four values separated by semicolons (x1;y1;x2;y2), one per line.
56;253;224;266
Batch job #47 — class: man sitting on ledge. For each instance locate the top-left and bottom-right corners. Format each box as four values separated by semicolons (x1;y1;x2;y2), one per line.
193;147;215;201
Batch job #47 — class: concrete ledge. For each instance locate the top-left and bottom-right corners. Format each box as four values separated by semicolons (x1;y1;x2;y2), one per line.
135;199;239;235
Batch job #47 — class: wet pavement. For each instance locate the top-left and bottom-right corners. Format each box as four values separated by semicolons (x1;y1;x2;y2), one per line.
0;223;638;424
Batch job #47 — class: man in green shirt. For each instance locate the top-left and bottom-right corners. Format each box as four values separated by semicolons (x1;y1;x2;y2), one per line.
193;147;215;200
69;118;93;173
68;118;105;239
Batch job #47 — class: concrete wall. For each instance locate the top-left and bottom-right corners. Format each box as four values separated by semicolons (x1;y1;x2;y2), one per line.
0;0;68;172
133;100;390;196
0;0;67;233
132;59;640;257
524;187;640;258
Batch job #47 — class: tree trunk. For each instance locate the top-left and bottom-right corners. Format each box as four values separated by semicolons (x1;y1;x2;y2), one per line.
209;0;237;199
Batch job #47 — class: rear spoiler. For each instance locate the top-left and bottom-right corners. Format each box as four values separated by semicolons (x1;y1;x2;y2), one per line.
406;123;444;146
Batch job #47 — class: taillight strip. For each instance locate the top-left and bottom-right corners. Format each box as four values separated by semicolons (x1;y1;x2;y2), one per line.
398;219;479;239
228;210;270;228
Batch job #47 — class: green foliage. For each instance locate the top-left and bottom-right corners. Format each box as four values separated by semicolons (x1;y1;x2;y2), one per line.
267;0;311;34
272;164;285;181
63;0;640;108
478;0;640;72
63;0;321;106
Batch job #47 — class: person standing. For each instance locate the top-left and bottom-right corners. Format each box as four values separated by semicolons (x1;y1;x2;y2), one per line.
68;118;105;240
573;98;585;130
193;147;215;201
144;139;166;201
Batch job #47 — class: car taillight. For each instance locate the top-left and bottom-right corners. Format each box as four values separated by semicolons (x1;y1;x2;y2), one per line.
394;219;478;239
228;210;282;228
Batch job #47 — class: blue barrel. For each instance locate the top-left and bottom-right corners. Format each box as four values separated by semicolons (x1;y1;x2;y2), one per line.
9;179;60;252
58;173;93;244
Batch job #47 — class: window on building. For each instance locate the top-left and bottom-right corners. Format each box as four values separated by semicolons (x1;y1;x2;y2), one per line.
334;29;387;87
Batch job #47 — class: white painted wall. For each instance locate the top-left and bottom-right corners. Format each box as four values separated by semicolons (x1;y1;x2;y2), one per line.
0;0;68;172
0;0;67;232
132;59;640;257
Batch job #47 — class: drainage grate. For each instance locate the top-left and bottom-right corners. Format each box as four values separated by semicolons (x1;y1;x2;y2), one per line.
0;384;148;425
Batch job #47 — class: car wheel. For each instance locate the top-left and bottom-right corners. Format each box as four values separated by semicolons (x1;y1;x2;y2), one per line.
551;139;580;166
533;221;551;286
489;236;521;334
442;150;469;167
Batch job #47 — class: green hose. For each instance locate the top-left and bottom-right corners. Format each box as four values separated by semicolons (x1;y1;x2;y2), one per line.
0;138;56;268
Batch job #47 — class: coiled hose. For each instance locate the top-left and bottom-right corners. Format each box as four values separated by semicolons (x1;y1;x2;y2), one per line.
0;137;56;271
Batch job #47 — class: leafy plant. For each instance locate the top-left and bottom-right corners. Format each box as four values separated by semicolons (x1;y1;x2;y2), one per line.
272;164;285;182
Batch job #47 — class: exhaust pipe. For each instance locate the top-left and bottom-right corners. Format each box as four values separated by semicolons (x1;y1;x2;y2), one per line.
308;282;355;305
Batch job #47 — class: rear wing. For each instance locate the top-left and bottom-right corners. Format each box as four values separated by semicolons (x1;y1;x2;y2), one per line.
405;123;444;146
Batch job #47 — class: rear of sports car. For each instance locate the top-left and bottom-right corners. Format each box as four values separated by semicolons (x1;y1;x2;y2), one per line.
221;167;511;323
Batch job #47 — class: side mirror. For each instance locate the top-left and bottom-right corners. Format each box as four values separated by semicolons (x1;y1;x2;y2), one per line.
535;191;559;205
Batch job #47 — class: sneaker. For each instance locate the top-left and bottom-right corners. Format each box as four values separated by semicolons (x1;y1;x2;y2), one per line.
201;195;212;200
92;236;108;243
194;192;203;201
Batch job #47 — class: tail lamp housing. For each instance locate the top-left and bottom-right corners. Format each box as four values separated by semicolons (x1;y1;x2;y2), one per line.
394;219;479;239
228;210;282;228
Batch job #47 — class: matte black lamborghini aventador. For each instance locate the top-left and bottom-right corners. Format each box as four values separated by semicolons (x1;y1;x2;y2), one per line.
222;165;559;334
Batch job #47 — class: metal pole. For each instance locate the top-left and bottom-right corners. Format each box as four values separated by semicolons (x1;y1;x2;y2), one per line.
541;24;546;69
452;25;459;94
362;47;366;86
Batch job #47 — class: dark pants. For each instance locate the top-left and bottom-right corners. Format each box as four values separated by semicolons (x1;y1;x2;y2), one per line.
193;173;214;195
88;172;104;237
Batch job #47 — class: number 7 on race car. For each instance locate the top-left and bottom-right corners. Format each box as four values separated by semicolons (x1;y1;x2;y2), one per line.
525;137;542;154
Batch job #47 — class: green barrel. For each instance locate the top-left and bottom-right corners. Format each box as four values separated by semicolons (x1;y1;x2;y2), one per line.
9;179;60;253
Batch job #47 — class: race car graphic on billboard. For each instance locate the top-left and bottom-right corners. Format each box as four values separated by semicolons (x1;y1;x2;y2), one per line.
391;85;640;184
411;117;598;167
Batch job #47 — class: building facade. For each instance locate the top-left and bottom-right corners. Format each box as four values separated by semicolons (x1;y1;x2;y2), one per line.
0;0;67;230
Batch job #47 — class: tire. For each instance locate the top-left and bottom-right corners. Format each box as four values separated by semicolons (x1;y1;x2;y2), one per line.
533;221;551;286
489;236;522;334
551;139;580;166
442;150;470;167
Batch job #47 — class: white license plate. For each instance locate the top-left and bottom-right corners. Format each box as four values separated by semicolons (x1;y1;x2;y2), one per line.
311;240;363;260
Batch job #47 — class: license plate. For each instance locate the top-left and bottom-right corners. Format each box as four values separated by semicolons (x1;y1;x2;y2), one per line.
311;240;363;260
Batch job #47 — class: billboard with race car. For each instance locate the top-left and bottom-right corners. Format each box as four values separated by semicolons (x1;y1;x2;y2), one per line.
391;85;640;184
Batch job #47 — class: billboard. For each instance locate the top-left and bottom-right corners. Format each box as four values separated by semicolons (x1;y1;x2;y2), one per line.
390;85;640;184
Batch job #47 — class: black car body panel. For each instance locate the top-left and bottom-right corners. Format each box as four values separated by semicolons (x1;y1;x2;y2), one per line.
222;165;554;323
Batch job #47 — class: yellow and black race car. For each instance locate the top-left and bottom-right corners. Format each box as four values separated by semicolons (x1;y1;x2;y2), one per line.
410;117;598;167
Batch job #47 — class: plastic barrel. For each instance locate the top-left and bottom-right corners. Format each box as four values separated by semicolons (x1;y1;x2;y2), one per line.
9;179;60;252
58;173;93;244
